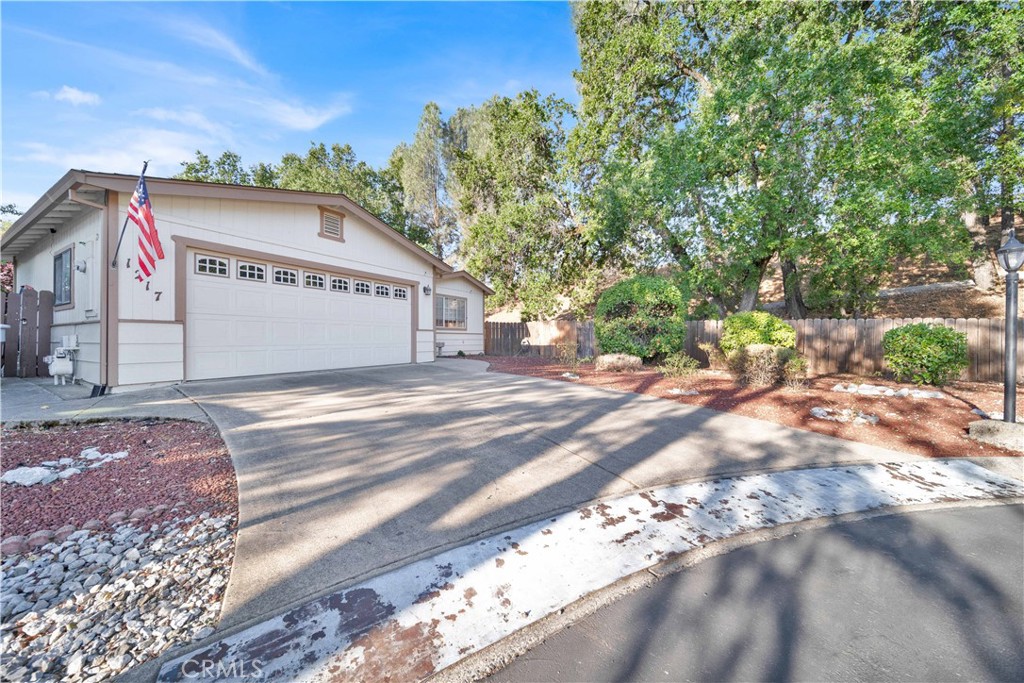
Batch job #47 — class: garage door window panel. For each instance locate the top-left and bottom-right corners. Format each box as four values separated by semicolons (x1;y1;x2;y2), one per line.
436;295;467;329
393;287;408;301
238;262;266;282
273;267;298;286
304;272;326;289
374;283;391;298
331;276;350;293
196;255;229;277
354;280;371;295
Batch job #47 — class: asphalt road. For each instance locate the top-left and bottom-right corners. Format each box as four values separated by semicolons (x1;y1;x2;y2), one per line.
489;504;1024;683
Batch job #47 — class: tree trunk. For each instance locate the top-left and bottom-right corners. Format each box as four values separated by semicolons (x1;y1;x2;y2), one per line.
736;257;772;312
781;258;807;319
966;210;998;292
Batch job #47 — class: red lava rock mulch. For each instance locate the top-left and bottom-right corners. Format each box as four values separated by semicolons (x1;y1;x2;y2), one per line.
1;419;237;540
475;355;1021;460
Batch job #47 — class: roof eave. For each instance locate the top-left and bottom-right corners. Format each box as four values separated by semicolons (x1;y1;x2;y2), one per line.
1;170;87;255
74;171;453;273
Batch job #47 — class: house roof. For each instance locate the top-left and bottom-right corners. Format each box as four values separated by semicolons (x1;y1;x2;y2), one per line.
440;270;495;296
2;170;453;273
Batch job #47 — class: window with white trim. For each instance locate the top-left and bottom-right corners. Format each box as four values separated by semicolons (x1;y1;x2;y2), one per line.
435;295;467;329
237;262;266;282
54;247;73;307
196;254;229;277
393;287;408;301
374;283;391;298
331;276;351;293
354;280;371;295
273;267;298;286
304;272;326;289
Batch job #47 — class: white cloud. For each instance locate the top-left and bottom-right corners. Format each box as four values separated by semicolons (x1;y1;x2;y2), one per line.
54;86;102;106
12;27;221;88
162;17;269;77
17;129;206;178
254;96;353;131
136;108;231;140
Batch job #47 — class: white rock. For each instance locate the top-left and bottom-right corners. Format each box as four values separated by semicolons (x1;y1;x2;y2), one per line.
66;653;86;676
810;407;830;419
57;468;81;479
58;458;74;466
1;467;54;486
80;447;103;460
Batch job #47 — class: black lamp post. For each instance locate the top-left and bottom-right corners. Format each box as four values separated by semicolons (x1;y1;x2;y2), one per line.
996;234;1024;423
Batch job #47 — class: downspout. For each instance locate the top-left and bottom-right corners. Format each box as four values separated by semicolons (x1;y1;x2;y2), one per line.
97;189;118;395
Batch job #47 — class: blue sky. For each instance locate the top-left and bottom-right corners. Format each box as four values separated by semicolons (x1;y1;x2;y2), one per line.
1;1;580;212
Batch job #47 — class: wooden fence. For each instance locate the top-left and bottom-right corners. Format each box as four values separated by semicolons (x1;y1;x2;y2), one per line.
485;320;596;359
485;317;1023;382
1;288;54;378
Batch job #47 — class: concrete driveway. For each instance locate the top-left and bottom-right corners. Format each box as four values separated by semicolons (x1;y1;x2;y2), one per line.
174;358;939;633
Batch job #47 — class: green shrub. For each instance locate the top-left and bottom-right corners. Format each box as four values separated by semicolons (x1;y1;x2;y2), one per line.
661;352;701;381
595;353;644;372
727;344;800;386
594;276;687;361
719;312;797;355
783;354;808;388
698;342;728;371
882;323;968;386
556;341;580;372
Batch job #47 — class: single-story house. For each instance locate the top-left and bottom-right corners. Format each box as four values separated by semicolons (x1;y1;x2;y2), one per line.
1;170;493;388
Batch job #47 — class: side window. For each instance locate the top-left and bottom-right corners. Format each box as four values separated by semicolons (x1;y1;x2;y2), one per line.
435;295;467;329
54;247;73;307
196;254;229;277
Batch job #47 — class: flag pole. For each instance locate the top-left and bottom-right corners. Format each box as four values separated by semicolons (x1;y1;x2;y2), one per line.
111;160;149;268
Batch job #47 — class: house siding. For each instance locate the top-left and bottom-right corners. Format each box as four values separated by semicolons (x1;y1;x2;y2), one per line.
435;280;485;355
7;176;494;386
112;194;437;384
14;207;104;384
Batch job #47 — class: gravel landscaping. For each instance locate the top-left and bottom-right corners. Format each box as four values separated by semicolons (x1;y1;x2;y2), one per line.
0;419;239;682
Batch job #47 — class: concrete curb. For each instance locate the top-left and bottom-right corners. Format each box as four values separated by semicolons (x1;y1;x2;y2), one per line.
156;459;1022;682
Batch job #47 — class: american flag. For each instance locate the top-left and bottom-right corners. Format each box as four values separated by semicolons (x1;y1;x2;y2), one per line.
129;174;164;281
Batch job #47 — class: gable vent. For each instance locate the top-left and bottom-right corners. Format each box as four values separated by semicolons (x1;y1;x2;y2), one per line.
322;213;342;238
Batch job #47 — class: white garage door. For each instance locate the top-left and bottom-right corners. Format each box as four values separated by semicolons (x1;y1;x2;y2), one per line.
185;252;412;381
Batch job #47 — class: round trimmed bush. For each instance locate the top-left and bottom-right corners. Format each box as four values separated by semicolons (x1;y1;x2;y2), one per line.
719;312;797;355
882;323;968;386
594;276;687;361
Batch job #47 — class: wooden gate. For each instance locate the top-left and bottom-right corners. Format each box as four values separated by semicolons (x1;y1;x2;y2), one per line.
1;288;54;378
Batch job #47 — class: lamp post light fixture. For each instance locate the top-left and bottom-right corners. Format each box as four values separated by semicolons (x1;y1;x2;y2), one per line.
996;234;1024;424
